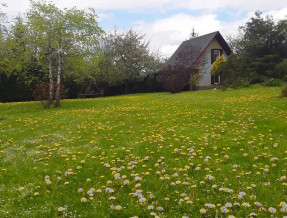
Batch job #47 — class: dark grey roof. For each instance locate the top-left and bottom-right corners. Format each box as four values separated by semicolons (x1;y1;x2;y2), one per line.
165;31;232;68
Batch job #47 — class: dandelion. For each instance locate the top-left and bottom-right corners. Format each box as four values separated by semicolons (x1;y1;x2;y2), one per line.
134;176;142;182
268;207;276;213
87;188;94;196
149;193;155;198
104;163;110;168
200;208;206;214
105;187;114;193
225;203;232;208
115;205;123;210
238;192;246;199
280;206;287;212
114;173;120;180
58;207;65;212
205;174;214;180
205;203;215;208
254;202;262;207
221;206;229;214
147;205;154;210
18;187;24;191
81;197;88;202
139;197;146;203
123;180;129;185
96;189;102;193
45;176;51;185
34;192;39;196
78;188;83;193
242;202;250;207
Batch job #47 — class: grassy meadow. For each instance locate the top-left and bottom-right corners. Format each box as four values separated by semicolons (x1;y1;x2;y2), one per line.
0;85;287;217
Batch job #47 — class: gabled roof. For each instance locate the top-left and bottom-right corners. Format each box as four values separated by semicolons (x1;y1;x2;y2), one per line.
165;31;232;68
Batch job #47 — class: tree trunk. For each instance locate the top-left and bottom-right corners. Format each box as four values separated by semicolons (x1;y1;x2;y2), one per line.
55;46;62;107
48;49;53;106
125;80;128;94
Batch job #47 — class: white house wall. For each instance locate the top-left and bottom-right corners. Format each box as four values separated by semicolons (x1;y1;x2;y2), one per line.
198;40;227;87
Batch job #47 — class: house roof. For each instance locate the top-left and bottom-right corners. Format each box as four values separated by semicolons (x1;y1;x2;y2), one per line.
165;31;232;68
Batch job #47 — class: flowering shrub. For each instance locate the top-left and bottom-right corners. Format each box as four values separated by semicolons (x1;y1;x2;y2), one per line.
210;54;226;75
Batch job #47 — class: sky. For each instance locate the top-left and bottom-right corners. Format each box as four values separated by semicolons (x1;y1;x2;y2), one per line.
1;0;287;58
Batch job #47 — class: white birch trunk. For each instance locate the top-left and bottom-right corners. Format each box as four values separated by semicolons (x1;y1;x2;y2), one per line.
55;45;62;107
48;49;53;106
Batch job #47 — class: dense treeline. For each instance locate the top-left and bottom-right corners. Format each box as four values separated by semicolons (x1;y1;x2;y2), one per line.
0;1;163;105
223;11;287;88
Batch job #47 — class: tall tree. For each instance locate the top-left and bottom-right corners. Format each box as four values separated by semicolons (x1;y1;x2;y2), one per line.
5;16;37;83
27;0;60;105
101;29;159;93
53;7;103;107
27;0;103;107
240;11;276;57
0;3;7;75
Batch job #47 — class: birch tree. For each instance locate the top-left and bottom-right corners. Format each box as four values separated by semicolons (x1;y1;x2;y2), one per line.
27;0;59;105
27;0;103;107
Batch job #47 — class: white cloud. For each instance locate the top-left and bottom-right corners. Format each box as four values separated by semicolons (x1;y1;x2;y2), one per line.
48;0;287;12
1;0;287;59
134;7;287;58
2;0;287;14
134;13;231;58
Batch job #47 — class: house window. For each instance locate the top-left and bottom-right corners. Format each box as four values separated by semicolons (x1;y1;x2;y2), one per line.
211;73;220;84
211;49;223;84
211;49;223;64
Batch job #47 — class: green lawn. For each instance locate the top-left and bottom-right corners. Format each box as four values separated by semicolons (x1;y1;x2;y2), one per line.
0;85;287;217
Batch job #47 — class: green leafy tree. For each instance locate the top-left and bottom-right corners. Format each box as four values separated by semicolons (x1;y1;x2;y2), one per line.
101;29;160;94
275;60;287;81
240;11;276;58
5;16;41;84
227;12;287;82
27;0;103;107
27;0;61;105
0;3;7;75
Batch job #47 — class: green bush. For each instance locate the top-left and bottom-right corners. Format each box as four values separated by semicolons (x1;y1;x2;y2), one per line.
264;78;284;87
275;60;287;78
282;83;287;97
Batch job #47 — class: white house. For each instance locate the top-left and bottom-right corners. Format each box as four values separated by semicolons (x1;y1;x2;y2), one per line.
165;31;232;89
